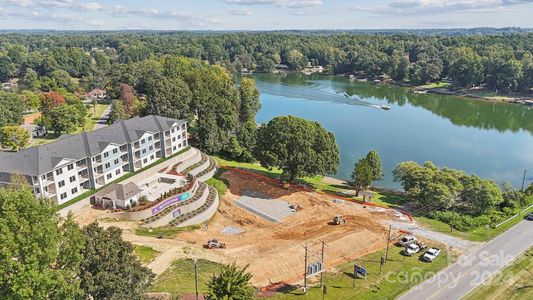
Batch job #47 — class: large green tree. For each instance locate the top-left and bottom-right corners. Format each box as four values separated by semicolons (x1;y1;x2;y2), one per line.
0;187;85;299
79;222;155;300
48;104;80;134
0;91;24;127
255;115;339;182
0;125;30;151
207;263;254;300
350;158;373;196
449;47;484;87
365;150;384;181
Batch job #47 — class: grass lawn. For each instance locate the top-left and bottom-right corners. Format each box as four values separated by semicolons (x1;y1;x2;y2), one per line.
135;225;200;239
148;247;449;299
417;82;451;89
367;192;408;209
150;259;222;297
415;204;533;242
84;103;109;131
270;246;449;300
134;245;160;264
465;246;533;300
205;169;229;197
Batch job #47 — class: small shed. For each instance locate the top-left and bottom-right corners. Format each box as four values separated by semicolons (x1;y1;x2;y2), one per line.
92;182;142;210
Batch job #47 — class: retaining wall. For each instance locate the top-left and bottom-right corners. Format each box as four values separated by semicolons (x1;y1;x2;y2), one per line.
178;187;219;227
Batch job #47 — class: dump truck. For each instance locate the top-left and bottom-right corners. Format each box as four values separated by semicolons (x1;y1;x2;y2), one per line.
332;215;346;225
206;239;226;249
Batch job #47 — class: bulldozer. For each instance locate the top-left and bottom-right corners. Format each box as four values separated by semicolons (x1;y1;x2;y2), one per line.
332;215;346;225
206;239;226;249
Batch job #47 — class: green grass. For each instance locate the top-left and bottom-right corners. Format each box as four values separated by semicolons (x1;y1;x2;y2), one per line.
465;246;533;300
134;224;200;239
150;259;223;297
56;146;192;211
416;205;533;242
84;104;109;131
417;82;451;89
205;169;229;197
134;245;160;264
270;246;449;300
366;192;408;209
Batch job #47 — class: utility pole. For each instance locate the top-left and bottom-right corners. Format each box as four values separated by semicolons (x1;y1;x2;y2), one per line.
193;259;199;300
385;225;392;262
320;241;325;288
303;245;308;294
522;169;527;192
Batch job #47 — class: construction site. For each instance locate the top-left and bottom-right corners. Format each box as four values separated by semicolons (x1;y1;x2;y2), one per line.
177;169;407;286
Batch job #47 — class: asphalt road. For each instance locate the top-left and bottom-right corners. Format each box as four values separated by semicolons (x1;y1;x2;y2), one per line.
398;219;533;300
93;105;111;130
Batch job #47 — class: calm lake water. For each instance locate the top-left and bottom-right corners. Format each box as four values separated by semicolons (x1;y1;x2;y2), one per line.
250;73;533;189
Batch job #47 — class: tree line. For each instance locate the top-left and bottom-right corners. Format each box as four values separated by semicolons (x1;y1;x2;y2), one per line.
0;32;531;93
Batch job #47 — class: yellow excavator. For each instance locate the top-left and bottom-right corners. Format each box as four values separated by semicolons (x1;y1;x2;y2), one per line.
332;215;346;225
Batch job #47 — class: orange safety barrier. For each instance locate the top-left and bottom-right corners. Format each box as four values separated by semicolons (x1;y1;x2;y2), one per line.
221;166;413;222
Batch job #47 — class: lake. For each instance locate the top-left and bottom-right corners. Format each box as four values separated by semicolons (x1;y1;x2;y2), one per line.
250;73;533;189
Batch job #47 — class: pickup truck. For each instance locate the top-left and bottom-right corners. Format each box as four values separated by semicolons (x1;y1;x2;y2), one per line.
423;248;441;262
403;243;421;256
397;235;417;246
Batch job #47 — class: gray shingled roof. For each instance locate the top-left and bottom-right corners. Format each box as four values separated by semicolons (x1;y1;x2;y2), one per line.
94;182;142;201
0;115;185;176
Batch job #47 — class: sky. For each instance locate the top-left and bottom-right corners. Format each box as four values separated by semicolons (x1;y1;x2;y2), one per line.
0;0;532;30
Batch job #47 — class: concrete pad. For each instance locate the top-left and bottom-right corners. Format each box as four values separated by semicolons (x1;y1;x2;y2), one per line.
233;190;294;223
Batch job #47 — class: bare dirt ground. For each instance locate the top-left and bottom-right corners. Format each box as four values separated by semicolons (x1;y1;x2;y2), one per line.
72;170;405;287
177;171;400;286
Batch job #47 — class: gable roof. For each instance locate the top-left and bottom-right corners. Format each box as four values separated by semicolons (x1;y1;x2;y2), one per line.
0;115;185;176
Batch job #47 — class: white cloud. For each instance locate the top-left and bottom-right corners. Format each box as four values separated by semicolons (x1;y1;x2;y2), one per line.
0;0;33;7
229;7;253;15
225;0;322;9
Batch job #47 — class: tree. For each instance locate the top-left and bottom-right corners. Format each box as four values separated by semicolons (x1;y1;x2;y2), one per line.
365;150;383;181
40;91;65;115
207;263;254;300
256;55;276;73
449;47;484;88
0;125;30;151
286;49;308;71
109;100;128;124
0;55;16;81
0;187;85;299
234;78;260;161
144;75;192;120
119;83;136;117
48;104;80;134
21;90;40;110
22;68;40;90
350;158;373;196
0;91;24;127
255;116;340;182
49;70;78;92
80;222;155;300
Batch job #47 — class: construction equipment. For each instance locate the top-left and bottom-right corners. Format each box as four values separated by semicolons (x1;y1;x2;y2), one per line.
332;215;346;225
206;239;226;249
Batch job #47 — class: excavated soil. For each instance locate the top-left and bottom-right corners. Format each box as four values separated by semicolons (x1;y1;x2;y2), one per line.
177;171;398;286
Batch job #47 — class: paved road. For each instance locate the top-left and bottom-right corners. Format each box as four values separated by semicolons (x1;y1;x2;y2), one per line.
93;105;111;129
398;220;533;300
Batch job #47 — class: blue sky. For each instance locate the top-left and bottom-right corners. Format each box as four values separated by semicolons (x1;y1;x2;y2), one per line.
0;0;532;30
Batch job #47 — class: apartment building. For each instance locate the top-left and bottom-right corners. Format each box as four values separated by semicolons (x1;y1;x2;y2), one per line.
0;115;188;205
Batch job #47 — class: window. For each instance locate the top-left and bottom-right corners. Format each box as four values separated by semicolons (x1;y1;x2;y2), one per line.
150;155;154;160
103;152;109;158
141;139;145;144
149;146;153;151
181;124;186;130
115;169;121;175
60;193;67;200
42;175;46;180
35;188;40;194
56;168;63;176
177;135;181;139
112;148;118;154
172;137;176;142
143;158;147;164
173;146;176;151
69;176;76;183
183;140;187;146
148;136;152;141
67;164;74;171
171;128;175;133
142;149;146;154
107;173;112;179
105;163;110;168
58;180;65;188
71;187;78;194
114;159;119;164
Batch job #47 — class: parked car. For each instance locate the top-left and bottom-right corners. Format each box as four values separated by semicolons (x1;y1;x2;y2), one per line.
397;235;417;246
526;213;533;221
403;243;421;256
423;248;441;262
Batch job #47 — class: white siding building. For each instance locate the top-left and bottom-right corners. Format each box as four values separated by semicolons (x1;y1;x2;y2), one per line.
0;115;188;205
